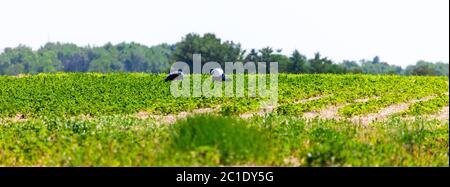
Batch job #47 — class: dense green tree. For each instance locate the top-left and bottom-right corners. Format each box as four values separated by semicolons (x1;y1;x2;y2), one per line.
412;66;435;75
144;44;173;73
38;43;90;72
309;52;333;73
372;56;380;64
243;47;290;73
0;46;35;74
117;42;149;72
258;47;274;63
31;50;61;73
404;60;449;76
433;62;449;76
172;33;242;69
0;33;448;76
359;59;402;75
88;47;123;73
271;54;290;73
244;49;259;62
288;50;308;73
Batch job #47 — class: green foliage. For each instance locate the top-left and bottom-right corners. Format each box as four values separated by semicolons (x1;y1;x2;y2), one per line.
359;58;402;75
220;100;261;115
172;33;243;69
338;76;447;117
0;73;448;166
0;114;447;166
165;115;270;165
276;74;447;116
1;73;447;118
0;42;174;75
0;116;163;166
288;50;309;73
0;73;271;117
404;60;449;76
1;34;448;75
399;94;449;116
88;47;123;73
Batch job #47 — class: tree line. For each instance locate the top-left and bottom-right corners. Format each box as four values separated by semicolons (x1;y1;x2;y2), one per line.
0;33;448;76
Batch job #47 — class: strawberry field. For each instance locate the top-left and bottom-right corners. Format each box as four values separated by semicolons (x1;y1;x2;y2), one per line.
0;73;448;166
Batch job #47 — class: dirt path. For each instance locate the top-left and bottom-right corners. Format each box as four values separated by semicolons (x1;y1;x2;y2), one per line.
350;95;437;125
353;96;380;103
13;74;31;78
240;95;327;119
136;106;219;124
428;106;449;121
135;94;328;121
0;114;27;124
3;94;444;125
401;106;450;122
302;96;379;120
303;104;348;120
294;95;328;104
239;104;277;119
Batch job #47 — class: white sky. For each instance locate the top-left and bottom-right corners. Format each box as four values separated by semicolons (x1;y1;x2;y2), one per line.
0;0;448;67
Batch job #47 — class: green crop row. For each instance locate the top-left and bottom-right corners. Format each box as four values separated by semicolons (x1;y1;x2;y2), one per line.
277;75;447;116
1;73;448;118
397;94;449;116
338;78;447;117
0;73;262;117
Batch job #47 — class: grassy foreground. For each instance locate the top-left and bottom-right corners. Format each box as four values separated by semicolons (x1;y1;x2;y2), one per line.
0;114;448;166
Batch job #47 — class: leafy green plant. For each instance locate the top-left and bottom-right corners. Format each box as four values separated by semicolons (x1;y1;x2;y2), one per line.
165;114;271;165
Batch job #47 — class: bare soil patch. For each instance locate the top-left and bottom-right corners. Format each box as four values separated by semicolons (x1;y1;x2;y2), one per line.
240;95;328;119
136;107;219;124
302;96;378;120
350;95;437;125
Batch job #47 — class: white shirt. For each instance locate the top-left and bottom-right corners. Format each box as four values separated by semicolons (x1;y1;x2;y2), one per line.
211;68;224;78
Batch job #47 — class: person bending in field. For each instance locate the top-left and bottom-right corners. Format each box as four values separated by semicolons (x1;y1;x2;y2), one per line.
210;68;230;81
165;69;184;82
